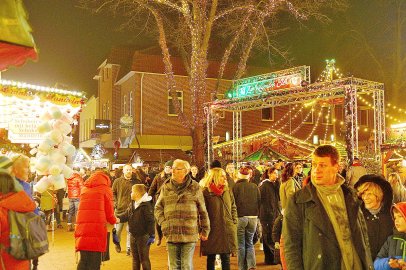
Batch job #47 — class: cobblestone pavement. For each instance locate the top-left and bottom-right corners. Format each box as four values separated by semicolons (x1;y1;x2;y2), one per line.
37;223;282;270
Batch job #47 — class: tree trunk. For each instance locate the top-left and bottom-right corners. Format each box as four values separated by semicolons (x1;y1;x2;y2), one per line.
192;125;205;168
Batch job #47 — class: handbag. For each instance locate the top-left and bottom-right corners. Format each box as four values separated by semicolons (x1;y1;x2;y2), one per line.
62;193;69;211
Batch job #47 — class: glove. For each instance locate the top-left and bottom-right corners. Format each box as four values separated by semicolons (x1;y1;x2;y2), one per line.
112;228;120;245
146;235;155;246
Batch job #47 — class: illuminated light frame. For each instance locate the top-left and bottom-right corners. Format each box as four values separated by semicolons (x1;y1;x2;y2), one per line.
206;75;385;166
0;80;84;97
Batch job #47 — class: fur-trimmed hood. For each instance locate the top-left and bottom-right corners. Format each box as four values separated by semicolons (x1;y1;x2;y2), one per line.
355;174;393;211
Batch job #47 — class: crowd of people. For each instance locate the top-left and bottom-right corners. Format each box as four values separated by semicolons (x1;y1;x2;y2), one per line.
1;145;406;270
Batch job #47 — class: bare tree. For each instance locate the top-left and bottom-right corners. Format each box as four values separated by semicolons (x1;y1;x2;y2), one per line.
79;0;347;166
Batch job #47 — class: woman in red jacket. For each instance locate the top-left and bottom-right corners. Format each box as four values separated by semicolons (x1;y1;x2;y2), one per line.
0;170;36;270
75;170;119;270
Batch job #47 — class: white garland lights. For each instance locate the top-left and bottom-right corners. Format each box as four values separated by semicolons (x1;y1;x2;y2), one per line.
32;107;76;193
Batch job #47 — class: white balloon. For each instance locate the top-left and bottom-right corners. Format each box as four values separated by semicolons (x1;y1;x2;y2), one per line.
38;142;52;154
37;121;52;134
49;164;63;176
35;156;51;173
49;174;65;189
49;107;62;119
50;150;66;164
60;113;74;124
49;130;63;144
40;112;52;121
34;176;51;193
59;122;72;135
62;165;74;179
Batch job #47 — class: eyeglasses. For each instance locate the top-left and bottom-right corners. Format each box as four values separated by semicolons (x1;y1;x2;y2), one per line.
173;168;186;171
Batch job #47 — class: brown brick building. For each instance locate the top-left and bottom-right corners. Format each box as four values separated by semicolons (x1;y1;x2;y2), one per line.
92;46;375;163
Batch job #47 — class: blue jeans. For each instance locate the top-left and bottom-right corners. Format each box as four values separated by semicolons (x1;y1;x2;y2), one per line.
237;217;258;270
67;198;79;224
115;222;131;250
167;242;196;270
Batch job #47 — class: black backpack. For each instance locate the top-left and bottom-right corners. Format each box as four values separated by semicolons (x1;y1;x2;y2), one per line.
7;210;49;260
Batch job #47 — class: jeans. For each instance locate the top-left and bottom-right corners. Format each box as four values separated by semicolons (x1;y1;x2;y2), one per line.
67;198;80;224
115;222;131;250
237;217;258;270
207;253;230;270
77;251;102;270
167;242;196;270
130;234;151;270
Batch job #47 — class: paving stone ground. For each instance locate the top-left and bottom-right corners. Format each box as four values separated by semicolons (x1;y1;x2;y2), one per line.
38;223;282;270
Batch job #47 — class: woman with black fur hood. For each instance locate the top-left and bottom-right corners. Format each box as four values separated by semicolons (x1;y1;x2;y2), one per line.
355;174;394;259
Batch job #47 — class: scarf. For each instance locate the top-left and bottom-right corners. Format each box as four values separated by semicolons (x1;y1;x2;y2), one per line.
171;176;191;194
209;182;225;196
314;175;362;270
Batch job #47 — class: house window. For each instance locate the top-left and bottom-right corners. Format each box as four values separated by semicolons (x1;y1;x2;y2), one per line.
261;107;274;121
211;93;225;118
106;101;110;120
359;107;368;126
302;106;314;124
168;91;183;116
322;106;333;125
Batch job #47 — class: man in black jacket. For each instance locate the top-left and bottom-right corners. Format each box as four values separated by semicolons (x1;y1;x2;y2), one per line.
233;167;261;270
282;145;373;270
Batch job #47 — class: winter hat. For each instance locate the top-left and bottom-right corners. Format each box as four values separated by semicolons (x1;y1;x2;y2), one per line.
392;202;406;221
210;160;222;169
165;160;174;168
0;156;13;169
238;167;251;179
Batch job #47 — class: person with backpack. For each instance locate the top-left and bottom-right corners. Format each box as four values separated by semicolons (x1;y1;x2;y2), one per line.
0;168;36;270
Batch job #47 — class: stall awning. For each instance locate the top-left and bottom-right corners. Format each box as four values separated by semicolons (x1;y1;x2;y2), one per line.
130;135;192;151
0;0;38;70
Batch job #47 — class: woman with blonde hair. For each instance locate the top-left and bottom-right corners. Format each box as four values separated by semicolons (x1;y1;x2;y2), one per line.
200;168;237;270
355;174;394;259
388;172;406;203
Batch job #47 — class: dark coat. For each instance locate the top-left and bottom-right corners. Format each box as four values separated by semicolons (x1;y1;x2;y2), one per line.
259;180;280;224
282;182;373;270
118;201;155;238
374;231;406;270
232;179;260;217
354;174;394;259
200;188;238;255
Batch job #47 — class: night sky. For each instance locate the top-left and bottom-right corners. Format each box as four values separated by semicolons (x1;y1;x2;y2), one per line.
2;0;405;116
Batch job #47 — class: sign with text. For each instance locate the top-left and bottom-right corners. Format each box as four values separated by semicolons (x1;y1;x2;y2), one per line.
95;119;111;134
8;118;43;143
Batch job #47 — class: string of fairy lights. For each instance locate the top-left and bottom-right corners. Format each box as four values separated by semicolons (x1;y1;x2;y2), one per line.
323;106;332;142
357;94;404;124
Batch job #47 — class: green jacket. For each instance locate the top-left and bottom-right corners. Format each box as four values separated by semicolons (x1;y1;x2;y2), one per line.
155;176;210;243
200;188;237;255
282;180;373;270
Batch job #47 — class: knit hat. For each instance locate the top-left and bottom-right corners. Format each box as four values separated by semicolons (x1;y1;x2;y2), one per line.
392;202;406;221
210;160;222;169
0;156;13;169
165;160;174;168
238;167;251;179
